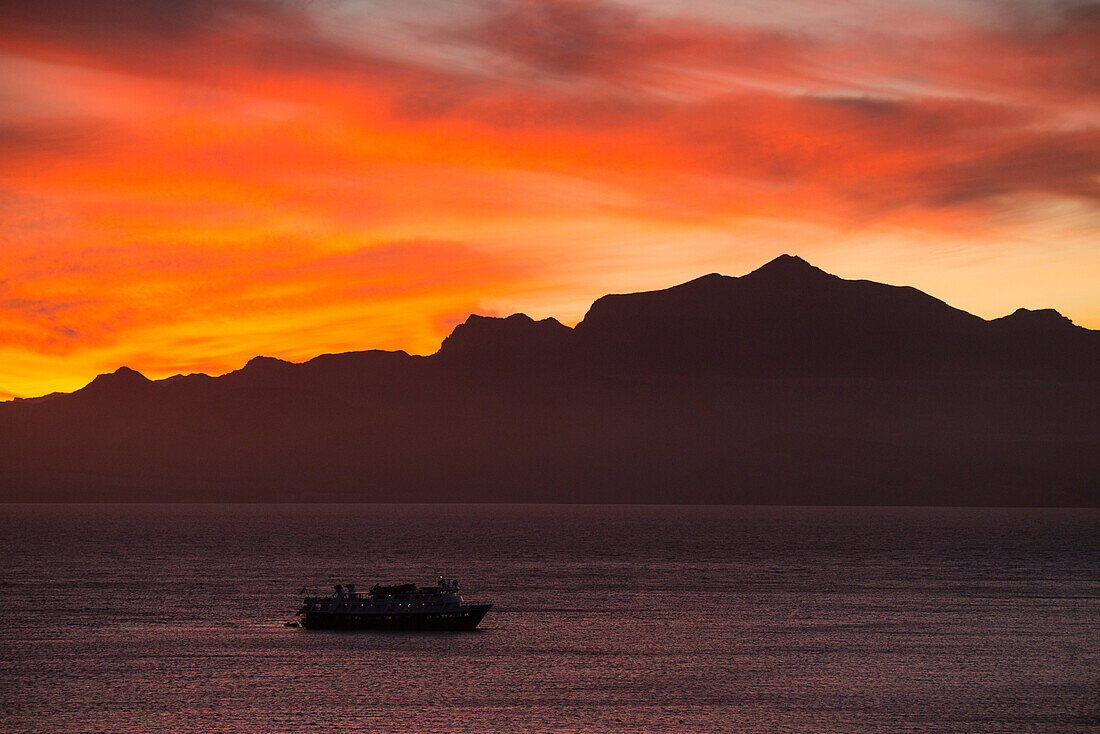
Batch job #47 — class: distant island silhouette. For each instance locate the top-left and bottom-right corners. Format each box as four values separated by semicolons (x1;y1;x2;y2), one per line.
2;255;1097;505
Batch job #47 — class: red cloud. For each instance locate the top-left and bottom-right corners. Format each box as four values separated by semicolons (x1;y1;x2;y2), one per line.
455;0;814;89
3;0;1095;221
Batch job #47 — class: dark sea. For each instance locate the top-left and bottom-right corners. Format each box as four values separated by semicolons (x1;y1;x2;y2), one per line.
0;505;1097;733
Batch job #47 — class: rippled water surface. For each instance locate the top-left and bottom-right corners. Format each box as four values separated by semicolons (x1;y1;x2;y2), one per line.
1;505;1097;733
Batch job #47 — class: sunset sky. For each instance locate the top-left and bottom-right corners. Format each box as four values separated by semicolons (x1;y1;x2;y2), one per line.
1;0;1098;398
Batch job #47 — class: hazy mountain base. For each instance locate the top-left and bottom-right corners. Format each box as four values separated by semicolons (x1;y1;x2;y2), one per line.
3;373;1096;505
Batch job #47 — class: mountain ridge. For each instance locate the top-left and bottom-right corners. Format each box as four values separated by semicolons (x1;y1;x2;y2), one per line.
2;255;1097;506
10;254;1094;398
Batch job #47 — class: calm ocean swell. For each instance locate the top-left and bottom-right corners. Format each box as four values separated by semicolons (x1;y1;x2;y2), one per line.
0;504;1097;733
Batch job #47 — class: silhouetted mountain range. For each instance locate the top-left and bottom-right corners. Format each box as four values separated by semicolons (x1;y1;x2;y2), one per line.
2;255;1097;505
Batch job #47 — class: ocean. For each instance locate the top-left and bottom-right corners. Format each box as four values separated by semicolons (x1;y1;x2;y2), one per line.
0;504;1096;733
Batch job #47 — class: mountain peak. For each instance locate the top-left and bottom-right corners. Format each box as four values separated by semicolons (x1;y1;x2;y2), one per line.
243;355;293;369
225;355;298;383
745;254;833;282
464;313;535;326
993;307;1079;331
77;366;152;395
768;253;809;267
437;312;571;361
110;365;147;379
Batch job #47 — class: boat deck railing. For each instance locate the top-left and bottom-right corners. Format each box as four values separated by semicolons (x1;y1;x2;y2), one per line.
302;594;461;605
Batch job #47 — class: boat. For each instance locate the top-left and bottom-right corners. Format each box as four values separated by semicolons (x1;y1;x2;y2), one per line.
295;577;492;630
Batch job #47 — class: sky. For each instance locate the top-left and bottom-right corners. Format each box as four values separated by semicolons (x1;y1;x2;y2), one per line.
1;0;1098;398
